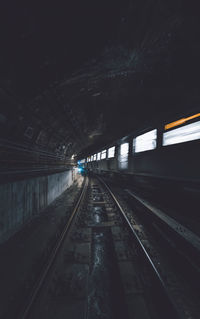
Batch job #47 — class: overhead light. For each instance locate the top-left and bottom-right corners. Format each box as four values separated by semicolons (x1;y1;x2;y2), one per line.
108;146;115;158
134;129;157;153
92;92;101;97
165;113;200;130
163;121;200;146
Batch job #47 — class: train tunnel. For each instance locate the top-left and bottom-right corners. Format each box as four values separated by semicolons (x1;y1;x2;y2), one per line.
0;1;200;318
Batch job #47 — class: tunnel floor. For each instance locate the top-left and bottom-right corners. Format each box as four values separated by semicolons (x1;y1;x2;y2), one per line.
0;175;200;319
0;175;84;319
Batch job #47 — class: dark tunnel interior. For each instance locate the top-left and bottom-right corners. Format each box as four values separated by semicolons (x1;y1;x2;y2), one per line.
0;0;200;161
0;1;200;318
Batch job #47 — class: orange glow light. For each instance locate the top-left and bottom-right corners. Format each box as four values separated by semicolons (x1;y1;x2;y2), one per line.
165;113;200;130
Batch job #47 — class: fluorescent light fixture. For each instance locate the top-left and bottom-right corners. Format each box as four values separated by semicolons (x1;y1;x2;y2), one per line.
120;143;129;156
93;154;97;161
101;149;107;159
108;146;115;158
97;152;101;160
134;129;157;153
163;121;200;146
119;143;129;169
165;113;200;130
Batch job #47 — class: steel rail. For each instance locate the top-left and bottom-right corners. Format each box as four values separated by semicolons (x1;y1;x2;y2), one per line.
97;176;182;319
20;177;88;319
125;189;200;252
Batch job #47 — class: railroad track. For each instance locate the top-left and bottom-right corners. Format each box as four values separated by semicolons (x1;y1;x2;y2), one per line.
20;177;89;319
19;176;193;319
123;188;200;283
99;176;200;319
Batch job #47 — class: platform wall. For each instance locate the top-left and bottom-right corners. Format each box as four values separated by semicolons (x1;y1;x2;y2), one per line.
0;169;76;244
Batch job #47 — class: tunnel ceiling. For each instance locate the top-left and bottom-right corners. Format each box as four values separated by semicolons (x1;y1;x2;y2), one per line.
0;0;200;161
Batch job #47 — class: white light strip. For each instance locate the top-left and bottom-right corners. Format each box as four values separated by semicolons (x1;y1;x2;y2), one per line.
101;149;107;159
119;143;129;169
163;121;200;146
134;129;157;153
120;143;129;156
108;146;115;158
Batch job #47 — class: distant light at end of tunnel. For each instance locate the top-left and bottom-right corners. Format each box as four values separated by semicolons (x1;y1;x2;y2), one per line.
78;167;83;173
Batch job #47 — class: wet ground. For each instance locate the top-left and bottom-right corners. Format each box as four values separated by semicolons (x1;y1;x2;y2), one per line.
26;179;158;319
0;175;84;319
2;176;192;319
87;187;127;319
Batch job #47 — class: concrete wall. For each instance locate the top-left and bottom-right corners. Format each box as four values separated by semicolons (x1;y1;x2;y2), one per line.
0;169;76;244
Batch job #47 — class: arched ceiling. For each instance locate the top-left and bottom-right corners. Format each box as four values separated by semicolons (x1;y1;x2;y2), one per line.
0;0;200;165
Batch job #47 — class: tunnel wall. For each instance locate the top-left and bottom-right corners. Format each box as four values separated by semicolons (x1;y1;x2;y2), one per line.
0;169;76;244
